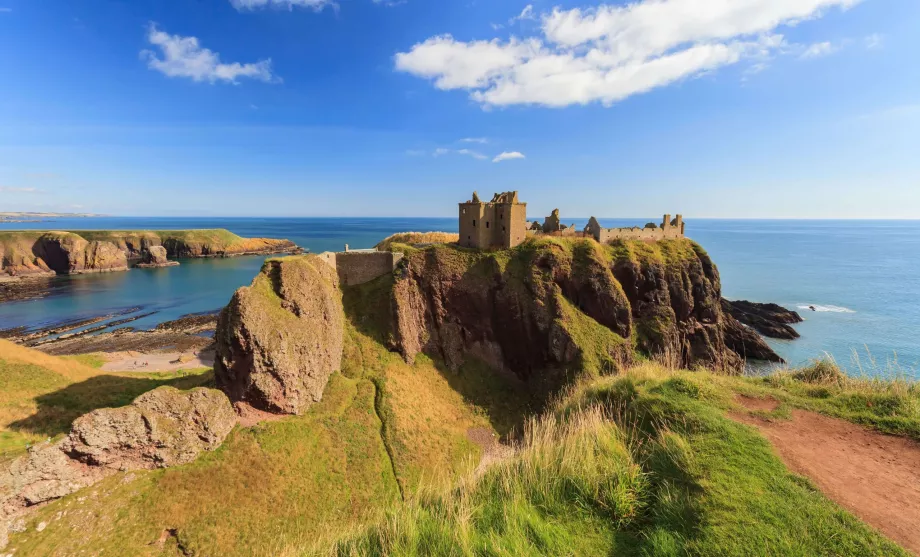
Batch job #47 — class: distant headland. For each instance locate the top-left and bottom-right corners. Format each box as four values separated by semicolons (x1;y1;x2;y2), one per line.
0;212;106;223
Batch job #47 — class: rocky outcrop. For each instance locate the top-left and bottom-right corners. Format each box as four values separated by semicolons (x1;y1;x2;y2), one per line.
1;387;235;549
214;255;344;415
392;241;636;384
392;239;781;378
62;387;236;470
0;230;299;280
27;233;128;275
136;245;179;268
722;315;784;362
722;299;803;340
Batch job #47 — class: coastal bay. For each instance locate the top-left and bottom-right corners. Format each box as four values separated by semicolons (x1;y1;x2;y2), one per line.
1;217;919;372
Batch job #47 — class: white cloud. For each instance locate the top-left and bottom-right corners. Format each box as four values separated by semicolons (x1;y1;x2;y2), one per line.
800;41;837;59
509;5;535;24
395;0;860;108
460;137;488;144
142;24;277;84
864;33;883;49
457;149;488;160
430;148;488;160
493;151;525;163
230;0;334;11
0;186;38;193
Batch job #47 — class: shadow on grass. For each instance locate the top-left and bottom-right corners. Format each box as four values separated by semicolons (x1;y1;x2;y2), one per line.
10;370;214;438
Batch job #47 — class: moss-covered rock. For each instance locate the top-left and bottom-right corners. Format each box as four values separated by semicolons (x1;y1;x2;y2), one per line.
214;255;345;415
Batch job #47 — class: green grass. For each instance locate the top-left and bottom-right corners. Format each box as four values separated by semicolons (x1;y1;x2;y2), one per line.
335;364;911;556
717;358;920;440
61;352;107;368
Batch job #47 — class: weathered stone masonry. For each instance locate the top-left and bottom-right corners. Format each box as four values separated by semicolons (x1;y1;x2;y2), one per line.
459;191;528;249
315;249;404;286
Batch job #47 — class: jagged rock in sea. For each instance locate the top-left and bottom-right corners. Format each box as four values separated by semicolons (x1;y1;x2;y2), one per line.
722;314;785;363
722;299;803;340
0;387;235;549
214;255;344;415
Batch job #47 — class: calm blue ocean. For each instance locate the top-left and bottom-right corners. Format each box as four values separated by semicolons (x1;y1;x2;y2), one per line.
2;217;919;374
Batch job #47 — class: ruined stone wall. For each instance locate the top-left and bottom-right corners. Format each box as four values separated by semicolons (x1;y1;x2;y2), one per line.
459;203;491;249
333;251;404;286
587;214;685;244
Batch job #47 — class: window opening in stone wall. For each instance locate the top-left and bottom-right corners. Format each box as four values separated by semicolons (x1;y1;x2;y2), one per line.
473;220;476;227
486;222;490;229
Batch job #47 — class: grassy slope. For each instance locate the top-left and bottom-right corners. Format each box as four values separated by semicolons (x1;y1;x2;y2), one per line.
335;363;912;556
4;274;510;556
0;340;211;461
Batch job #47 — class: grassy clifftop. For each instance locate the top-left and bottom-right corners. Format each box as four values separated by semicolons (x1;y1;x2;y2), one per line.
0;229;297;278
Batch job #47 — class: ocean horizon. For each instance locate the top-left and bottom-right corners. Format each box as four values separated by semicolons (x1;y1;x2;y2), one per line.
3;216;919;375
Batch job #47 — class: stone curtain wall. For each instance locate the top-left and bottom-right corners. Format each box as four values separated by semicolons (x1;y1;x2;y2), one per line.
332;252;404;286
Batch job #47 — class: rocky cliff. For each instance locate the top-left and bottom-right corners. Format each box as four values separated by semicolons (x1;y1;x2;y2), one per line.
214;255;345;415
0;229;298;279
391;238;780;379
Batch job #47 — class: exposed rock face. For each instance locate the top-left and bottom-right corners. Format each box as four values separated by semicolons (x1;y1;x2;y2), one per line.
392;241;636;383
722;315;784;363
392;239;778;378
145;245;168;265
62;387;236;470
0;387;235;549
722;299;803;340
1;230;298;280
136;245;179;269
214;255;344;415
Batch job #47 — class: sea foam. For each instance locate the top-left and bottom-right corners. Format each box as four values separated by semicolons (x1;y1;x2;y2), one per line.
798;304;855;313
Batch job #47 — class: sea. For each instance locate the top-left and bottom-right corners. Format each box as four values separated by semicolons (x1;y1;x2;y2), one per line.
2;217;919;375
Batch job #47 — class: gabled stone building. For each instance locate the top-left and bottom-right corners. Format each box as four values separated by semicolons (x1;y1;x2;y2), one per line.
458;191;527;249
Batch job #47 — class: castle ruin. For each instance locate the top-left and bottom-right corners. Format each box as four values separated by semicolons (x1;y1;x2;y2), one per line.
458;191;527;249
584;214;685;243
458;191;684;248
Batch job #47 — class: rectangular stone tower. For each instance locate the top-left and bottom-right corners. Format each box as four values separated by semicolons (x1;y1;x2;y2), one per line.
459;191;527;249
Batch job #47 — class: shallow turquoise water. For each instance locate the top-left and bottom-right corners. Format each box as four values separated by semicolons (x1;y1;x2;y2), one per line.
2;217;918;374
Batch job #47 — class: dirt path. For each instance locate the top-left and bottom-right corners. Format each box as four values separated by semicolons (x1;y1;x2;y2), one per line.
101;348;214;372
733;396;920;555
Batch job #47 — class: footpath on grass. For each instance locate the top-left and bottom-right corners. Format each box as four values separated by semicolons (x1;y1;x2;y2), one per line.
733;395;920;555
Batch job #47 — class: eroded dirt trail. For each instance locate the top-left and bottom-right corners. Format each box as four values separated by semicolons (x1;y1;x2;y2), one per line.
733;397;920;556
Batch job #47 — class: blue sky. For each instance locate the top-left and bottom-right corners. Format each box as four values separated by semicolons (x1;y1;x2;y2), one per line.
0;0;917;218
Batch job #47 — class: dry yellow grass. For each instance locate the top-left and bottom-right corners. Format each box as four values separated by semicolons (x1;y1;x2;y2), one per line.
375;232;459;251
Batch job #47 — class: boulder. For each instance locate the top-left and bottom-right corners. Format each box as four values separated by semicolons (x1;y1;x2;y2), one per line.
214;255;344;415
144;245;169;266
1;387;235;549
62;387;237;470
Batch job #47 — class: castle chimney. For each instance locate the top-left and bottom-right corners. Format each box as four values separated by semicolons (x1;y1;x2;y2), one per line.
662;214;671;229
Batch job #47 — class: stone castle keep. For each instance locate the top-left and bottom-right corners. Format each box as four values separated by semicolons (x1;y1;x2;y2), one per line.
459;191;684;249
459;191;528;249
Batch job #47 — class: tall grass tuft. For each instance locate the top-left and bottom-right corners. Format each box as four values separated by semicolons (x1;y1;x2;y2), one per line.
329;406;649;556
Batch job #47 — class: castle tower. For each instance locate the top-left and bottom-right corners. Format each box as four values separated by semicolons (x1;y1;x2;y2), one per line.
459;191;527;249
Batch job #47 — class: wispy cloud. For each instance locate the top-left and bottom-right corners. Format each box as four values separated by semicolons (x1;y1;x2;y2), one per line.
509;4;535;24
492;151;525;163
460;137;488;144
800;41;838;59
864;33;883;50
395;0;860;108
0;186;39;193
142;24;278;84
229;0;335;11
0;7;12;13
457;149;488;160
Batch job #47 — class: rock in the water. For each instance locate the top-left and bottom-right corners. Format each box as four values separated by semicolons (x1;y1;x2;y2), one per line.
136;245;178;268
722;315;784;363
62;387;237;470
214;255;344;415
722;299;802;340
